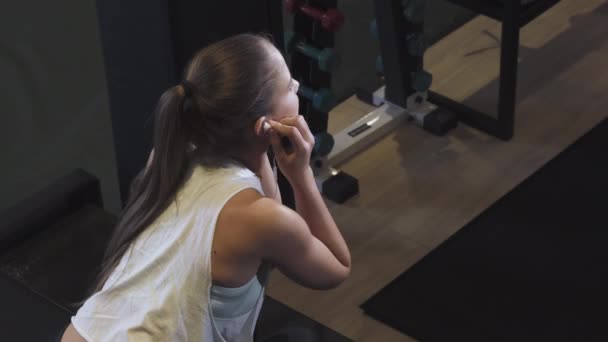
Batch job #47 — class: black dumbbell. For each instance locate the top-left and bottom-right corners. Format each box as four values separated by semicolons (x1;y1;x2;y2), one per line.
411;70;433;92
402;0;426;24
298;84;336;112
370;19;379;40
277;131;334;157
285;0;345;32
376;55;383;74
284;32;336;72
312;132;335;158
406;33;427;56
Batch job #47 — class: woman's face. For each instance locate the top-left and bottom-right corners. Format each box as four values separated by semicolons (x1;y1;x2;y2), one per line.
269;49;299;121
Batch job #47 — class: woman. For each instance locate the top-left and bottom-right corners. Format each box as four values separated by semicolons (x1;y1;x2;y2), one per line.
60;33;351;341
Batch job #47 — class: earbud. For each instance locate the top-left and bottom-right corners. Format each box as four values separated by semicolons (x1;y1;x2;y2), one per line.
263;121;271;133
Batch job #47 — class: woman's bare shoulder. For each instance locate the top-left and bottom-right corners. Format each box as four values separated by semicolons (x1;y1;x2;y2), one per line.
217;188;280;246
221;188;295;254
223;188;287;226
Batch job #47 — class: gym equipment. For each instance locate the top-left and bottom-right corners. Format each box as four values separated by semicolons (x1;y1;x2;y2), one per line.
370;19;379;39
285;0;345;32
312;132;335;157
316;0;450;201
406;32;427;56
323;85;455;172
285;32;336;72
406;91;428;112
376;55;384;74
298;84;335;112
0;169;114;307
402;0;426;24
311;154;359;204
411;70;433;92
0;169;116;341
320;170;359;204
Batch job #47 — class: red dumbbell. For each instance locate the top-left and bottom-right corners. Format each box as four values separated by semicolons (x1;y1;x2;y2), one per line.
285;0;345;32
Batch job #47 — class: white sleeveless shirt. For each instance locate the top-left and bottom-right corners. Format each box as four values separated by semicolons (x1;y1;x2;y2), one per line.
72;162;270;341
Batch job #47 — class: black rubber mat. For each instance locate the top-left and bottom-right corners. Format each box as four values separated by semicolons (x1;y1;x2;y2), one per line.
361;118;608;342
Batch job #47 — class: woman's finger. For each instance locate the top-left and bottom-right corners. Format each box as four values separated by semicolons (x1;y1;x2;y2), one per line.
268;120;308;154
278;115;315;144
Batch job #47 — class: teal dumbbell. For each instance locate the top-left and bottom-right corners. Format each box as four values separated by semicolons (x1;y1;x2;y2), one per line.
298;84;335;112
376;55;383;74
402;0;426;24
406;33;427;56
285;32;336;72
312;132;335;157
370;20;379;40
411;70;433;92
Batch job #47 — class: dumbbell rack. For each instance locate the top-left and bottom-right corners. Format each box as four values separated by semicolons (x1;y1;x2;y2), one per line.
279;0;359;206
319;0;458;179
276;0;563;207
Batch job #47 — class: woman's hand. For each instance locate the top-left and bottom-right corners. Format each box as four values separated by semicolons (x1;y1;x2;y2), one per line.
267;115;314;187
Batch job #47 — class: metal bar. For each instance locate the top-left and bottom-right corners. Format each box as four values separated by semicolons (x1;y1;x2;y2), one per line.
326;97;410;166
519;0;562;27
373;0;416;109
496;0;521;140
443;0;502;21
428;91;500;136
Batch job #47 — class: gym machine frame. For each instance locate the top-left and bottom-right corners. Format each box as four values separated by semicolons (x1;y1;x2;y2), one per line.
311;0;564;205
430;0;563;140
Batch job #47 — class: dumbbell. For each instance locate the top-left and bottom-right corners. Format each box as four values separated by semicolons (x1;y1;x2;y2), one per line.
285;0;345;32
298;84;335;112
312;132;335;158
376;55;383;74
284;32;336;72
370;20;378;40
411;70;433;92
402;0;426;24
406;33;427;56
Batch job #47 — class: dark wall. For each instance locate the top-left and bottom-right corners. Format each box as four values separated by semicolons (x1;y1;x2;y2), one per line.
0;0;121;214
96;0;284;204
170;0;285;73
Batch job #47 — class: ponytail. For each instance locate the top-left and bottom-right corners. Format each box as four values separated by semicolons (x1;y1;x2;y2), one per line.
78;83;195;302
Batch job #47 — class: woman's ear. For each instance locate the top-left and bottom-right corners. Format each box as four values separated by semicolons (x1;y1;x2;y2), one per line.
254;116;270;137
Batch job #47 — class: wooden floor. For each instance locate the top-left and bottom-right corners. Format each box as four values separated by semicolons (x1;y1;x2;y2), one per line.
266;1;608;341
